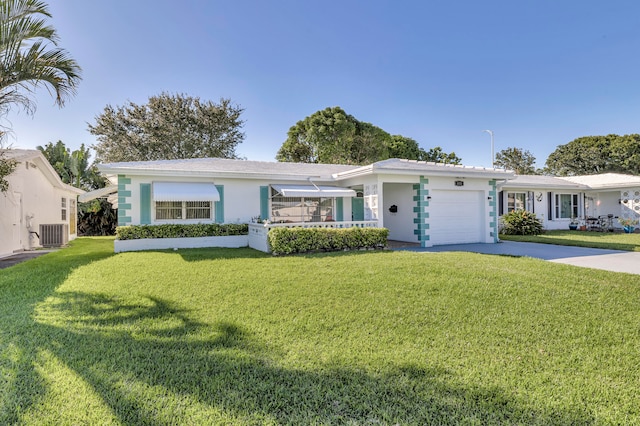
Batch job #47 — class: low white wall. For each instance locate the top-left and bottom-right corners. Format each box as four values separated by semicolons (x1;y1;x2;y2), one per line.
248;223;269;252
114;235;249;253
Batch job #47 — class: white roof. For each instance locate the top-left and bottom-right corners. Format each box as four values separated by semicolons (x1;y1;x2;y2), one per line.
559;173;640;190
1;149;84;195
501;173;640;191
98;157;356;181
98;157;515;182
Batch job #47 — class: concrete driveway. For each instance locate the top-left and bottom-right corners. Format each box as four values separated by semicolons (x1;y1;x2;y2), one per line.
399;241;640;275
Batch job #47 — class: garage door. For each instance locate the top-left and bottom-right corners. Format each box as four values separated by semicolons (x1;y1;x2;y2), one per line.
428;190;485;245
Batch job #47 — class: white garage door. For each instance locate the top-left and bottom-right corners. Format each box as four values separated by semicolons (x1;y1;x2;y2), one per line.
428;190;485;245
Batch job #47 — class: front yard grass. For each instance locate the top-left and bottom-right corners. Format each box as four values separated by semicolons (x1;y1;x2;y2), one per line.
1;237;639;424
501;230;640;251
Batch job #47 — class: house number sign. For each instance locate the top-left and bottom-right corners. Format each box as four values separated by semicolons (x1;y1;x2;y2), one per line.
454;180;464;186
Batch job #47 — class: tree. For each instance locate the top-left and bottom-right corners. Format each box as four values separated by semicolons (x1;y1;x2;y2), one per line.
0;140;16;191
37;140;103;190
544;134;640;176
277;107;461;165
277;106;360;164
0;0;81;191
422;146;461;164
89;93;245;163
494;147;537;174
38;140;117;235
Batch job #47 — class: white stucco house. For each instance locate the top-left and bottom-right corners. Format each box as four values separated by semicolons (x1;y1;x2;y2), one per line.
0;149;84;258
96;158;514;249
497;173;640;231
92;157;640;252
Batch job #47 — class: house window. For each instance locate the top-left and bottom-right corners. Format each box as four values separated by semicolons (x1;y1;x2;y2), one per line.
507;192;526;212
155;201;211;220
61;197;67;221
271;195;335;223
555;193;578;219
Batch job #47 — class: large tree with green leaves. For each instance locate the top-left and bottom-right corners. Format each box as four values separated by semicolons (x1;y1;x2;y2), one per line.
89;93;245;163
38;140;116;235
277;107;460;165
0;0;81;191
37;140;103;190
387;135;461;164
545;134;640;176
494;147;537;174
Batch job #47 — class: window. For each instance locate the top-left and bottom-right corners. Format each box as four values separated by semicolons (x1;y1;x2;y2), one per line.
555;193;578;219
270;194;335;223
507;192;526;212
155;201;211;221
61;197;67;221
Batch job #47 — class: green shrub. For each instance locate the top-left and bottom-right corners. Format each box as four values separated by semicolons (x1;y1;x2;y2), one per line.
116;223;249;240
500;210;544;235
268;227;389;255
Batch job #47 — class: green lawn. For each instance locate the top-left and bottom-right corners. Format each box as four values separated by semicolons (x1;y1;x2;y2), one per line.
501;230;640;251
1;237;639;425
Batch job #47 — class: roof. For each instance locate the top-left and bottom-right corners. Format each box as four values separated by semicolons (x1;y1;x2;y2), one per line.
500;172;640;191
98;157;357;181
99;157;515;181
500;174;589;190
559;173;640;190
1;149;84;195
336;158;515;179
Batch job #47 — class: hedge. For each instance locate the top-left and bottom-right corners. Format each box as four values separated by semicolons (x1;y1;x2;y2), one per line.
268;227;389;255
116;223;249;240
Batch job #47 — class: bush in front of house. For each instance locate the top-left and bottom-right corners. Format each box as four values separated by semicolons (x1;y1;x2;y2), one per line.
268;227;389;255
500;210;543;235
116;223;249;240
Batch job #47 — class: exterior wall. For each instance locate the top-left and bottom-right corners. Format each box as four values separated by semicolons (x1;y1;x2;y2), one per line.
0;160;78;257
419;176;496;247
498;187;592;230
619;188;640;226
382;183;418;242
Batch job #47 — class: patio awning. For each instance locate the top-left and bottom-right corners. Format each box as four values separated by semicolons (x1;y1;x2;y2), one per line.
271;184;356;198
78;184;118;203
153;182;220;202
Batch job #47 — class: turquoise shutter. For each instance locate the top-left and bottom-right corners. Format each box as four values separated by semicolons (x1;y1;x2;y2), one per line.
140;184;151;224
336;198;344;221
214;185;224;223
260;186;269;220
352;197;364;221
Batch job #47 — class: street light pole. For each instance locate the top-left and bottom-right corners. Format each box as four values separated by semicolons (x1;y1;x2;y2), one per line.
483;129;494;167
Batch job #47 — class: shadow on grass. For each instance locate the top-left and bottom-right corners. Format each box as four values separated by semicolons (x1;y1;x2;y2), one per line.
0;238;116;424
4;285;597;424
501;232;640;252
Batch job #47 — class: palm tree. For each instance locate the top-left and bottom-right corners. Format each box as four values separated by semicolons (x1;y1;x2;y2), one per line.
0;0;81;115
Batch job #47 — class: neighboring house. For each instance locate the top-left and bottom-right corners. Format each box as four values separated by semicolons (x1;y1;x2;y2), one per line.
96;158;514;248
0;149;84;257
498;173;640;230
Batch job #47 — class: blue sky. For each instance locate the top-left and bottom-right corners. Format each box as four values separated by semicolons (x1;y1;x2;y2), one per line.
5;0;640;168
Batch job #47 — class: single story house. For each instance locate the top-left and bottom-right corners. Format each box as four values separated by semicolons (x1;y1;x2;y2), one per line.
498;173;640;231
92;158;640;251
0;149;84;258
96;158;514;249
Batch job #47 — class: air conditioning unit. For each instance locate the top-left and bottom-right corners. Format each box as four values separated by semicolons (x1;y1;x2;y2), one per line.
39;224;69;247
